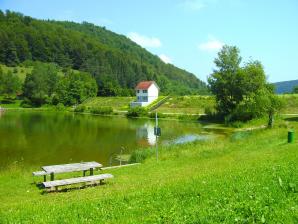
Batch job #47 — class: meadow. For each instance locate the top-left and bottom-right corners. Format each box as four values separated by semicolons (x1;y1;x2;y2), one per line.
0;116;297;223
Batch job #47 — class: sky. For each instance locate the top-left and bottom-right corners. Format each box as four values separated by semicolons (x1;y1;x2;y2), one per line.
0;0;297;83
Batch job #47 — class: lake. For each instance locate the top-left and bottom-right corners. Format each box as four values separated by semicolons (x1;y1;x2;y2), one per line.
0;111;229;169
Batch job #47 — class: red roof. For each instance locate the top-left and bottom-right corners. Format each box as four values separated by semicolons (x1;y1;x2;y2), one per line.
135;81;156;90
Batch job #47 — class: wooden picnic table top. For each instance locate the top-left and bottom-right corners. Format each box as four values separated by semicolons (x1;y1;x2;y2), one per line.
42;161;102;174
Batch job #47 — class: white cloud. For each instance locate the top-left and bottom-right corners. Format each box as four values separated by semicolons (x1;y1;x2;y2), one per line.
198;36;224;51
127;32;162;48
179;0;206;11
159;54;172;64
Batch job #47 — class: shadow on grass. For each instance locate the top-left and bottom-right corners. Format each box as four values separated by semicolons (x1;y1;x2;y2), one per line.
284;116;298;122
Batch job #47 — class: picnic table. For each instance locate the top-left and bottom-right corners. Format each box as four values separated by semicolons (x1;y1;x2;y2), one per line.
33;161;113;191
42;161;102;181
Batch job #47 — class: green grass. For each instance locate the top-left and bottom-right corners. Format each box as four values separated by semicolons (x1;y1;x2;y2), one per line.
81;96;135;111
280;94;298;114
156;95;216;114
0;117;297;223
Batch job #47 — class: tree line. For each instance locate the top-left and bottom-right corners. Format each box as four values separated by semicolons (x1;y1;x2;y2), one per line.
0;62;97;107
0;10;208;96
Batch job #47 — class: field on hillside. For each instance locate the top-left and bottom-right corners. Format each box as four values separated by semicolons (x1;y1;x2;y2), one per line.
156;96;215;114
0;64;32;82
81;97;135;111
0;117;297;223
280;94;298;114
156;95;298;115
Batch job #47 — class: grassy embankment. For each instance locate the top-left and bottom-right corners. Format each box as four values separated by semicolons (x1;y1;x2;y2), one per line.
81;96;135;112
0;117;297;223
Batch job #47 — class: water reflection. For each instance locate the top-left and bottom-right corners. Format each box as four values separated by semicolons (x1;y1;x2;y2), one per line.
0;111;230;168
136;123;156;146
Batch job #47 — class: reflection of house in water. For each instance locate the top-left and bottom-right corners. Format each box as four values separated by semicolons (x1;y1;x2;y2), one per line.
136;123;156;146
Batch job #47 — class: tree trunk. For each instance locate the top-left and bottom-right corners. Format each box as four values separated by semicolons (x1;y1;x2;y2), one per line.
268;112;274;128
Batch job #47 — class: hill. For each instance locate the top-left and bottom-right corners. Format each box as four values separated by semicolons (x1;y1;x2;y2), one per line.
0;10;208;96
273;79;298;94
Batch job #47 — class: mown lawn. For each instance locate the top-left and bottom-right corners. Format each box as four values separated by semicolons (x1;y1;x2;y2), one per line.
0;117;297;223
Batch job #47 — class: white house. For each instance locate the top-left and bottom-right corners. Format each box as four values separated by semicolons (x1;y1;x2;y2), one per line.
130;81;159;107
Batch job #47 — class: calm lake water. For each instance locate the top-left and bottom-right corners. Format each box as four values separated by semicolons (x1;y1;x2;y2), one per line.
0;111;229;169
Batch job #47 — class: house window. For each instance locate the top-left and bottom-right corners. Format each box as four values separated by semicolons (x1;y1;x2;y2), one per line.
143;90;148;93
142;96;148;102
137;90;140;93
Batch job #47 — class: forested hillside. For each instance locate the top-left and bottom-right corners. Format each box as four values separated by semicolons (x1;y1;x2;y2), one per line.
273;79;298;94
0;10;208;96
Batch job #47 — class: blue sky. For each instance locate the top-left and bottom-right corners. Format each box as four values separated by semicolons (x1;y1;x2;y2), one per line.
0;0;297;83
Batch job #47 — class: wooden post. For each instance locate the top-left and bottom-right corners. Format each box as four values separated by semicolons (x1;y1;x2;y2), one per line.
44;175;46;182
50;172;54;181
83;170;86;177
90;168;94;176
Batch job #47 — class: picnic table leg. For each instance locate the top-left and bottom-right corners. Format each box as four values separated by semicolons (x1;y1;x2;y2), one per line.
44;175;46;182
50;172;54;181
90;168;94;176
83;170;86;177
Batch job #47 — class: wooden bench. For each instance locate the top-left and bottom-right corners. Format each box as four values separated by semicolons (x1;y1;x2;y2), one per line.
42;174;113;191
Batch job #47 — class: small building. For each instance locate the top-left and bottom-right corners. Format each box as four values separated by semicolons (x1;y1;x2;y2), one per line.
130;81;159;107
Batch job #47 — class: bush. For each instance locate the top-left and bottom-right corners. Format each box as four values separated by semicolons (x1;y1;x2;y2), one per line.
126;107;148;117
90;106;113;115
55;103;65;111
129;148;155;163
20;98;32;108
0;97;15;104
74;105;86;113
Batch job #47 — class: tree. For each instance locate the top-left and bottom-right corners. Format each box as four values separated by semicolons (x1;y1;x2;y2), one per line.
56;71;97;105
208;45;244;116
23;62;58;106
0;69;21;98
293;86;298;94
208;45;283;124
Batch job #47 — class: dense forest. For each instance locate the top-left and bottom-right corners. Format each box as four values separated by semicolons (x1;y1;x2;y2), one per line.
0;10;208;97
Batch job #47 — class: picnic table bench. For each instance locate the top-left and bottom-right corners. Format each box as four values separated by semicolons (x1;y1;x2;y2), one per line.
33;161;113;191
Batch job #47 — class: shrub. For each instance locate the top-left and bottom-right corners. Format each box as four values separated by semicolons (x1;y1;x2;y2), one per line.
126;107;148;117
55;103;65;111
129;148;155;163
20;98;32;108
90;106;113;115
74;105;86;113
0;97;15;104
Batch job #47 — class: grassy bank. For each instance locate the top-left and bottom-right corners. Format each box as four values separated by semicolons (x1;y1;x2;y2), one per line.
156;95;215;114
81;96;134;111
0;118;297;223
